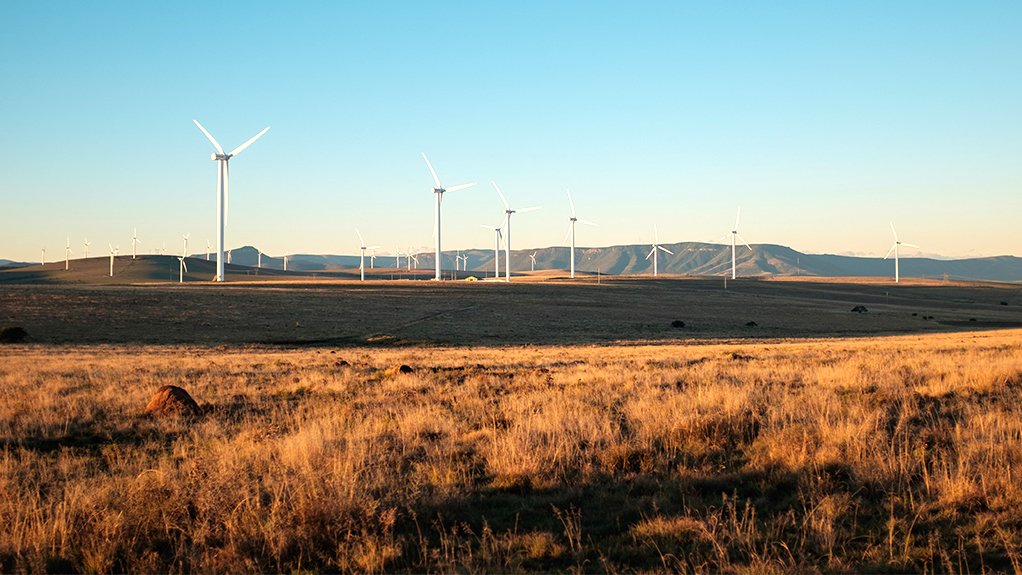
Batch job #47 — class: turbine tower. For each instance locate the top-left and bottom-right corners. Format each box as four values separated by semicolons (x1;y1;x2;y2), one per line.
493;181;541;283
421;153;476;281
646;225;674;277
884;222;919;284
724;207;752;280
178;256;188;283
132;228;142;259
205;240;211;261
83;238;90;259
355;229;380;281
40;248;45;266
64;237;72;271
564;190;597;279
193;119;270;282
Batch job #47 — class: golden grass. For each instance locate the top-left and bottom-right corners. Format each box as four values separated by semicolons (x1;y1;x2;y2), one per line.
1;330;1022;572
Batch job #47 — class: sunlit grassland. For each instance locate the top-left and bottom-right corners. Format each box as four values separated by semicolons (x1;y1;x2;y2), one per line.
2;331;1022;572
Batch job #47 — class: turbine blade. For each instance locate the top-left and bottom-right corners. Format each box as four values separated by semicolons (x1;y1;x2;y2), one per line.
737;234;752;251
901;242;920;249
492;181;510;210
566;189;576;218
654;224;659;244
883;244;896;260
445;182;476;193
516;206;542;214
356;228;365;247
193;120;224;155
421;152;442;188
228;126;270;157
734;207;741;231
890;221;899;241
659;246;674;255
563;223;573;245
579;219;599;227
646;247;656;260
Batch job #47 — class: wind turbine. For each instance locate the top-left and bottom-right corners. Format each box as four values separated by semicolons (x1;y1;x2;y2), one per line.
132;228;142;259
564;190;597;279
205;240;211;261
480;222;504;279
227;249;232;264
722;207;752;280
394;247;402;269
193;119;270;282
370;249;377;269
40;248;45;266
355;229;380;281
64;237;72;271
884;222;919;284
646;225;674;277
178;256;188;283
493;181;541;283
108;244;118;277
529;252;537;271
455;251;467;271
283;254;289;271
257;251;262;269
421;153;476;281
83;237;90;259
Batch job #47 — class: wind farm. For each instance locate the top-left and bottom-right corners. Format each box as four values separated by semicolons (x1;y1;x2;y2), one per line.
2;3;1022;574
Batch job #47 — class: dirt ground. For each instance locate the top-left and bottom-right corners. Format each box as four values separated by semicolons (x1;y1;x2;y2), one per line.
1;276;1020;346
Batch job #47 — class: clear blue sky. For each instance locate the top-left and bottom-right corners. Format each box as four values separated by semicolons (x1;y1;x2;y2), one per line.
2;1;1020;262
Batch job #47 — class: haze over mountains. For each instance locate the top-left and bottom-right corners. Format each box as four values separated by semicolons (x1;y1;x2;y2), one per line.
5;242;1022;282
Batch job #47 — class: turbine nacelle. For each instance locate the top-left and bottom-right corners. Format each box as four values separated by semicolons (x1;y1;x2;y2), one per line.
211;153;233;161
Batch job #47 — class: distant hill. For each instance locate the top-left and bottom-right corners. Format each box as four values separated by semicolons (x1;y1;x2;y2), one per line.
6;243;1022;284
0;259;28;269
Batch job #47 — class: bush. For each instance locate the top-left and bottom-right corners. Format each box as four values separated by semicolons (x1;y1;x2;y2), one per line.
0;326;28;343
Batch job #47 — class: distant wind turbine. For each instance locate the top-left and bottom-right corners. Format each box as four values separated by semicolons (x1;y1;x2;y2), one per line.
108;244;118;277
564;190;597;279
356;229;380;281
884;222;919;284
83;237;90;259
257;251;262;269
205;239;211;261
721;207;752;280
455;251;467;271
480;222;504;279
283;254;288;271
646;225;674;277
226;249;232;264
422;153;476;281
193;119;270;282
178;256;188;283
529;252;537;271
494;181;541;283
64;237;72;271
370;249;377;269
132;228;141;259
40;248;45;266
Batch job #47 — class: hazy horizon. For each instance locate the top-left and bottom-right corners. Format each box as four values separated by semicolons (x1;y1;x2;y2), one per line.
2;2;1020;262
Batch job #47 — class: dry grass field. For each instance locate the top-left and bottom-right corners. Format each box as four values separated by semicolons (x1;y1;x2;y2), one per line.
3;327;1022;573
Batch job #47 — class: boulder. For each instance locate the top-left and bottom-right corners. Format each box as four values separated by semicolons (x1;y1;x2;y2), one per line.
145;385;200;417
0;326;28;343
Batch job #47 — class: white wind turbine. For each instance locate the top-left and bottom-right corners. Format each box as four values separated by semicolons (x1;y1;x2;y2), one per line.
480;222;504;279
40;248;45;266
181;234;190;258
884;222;919;284
529;252;537;271
132;228;142;259
193;119;270;282
721;207;752;280
455;251;467;271
564;190;597;279
646;225;674;277
493;181;541;283
227;249;232;264
108;244;119;277
177;256;188;283
83;237;90;259
283;254;289;271
370;249;377;269
205;240;211;261
64;237;72;271
394;246;402;269
355;229;380;281
422;153;476;281
257;251;262;269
